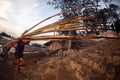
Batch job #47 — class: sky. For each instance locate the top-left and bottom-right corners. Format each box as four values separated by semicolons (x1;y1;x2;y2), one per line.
0;0;60;37
0;0;120;38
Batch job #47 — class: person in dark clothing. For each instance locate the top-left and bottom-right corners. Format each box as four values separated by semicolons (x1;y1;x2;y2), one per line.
15;39;25;59
15;39;29;72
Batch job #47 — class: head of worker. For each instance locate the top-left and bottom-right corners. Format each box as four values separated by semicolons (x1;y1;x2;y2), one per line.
17;38;30;45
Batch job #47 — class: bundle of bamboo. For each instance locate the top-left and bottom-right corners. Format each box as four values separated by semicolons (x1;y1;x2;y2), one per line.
13;6;120;41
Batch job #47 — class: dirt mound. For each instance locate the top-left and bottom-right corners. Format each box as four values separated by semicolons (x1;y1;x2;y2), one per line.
0;39;120;80
99;30;118;37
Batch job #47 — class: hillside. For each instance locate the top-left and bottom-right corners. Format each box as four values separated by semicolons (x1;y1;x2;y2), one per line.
0;39;120;80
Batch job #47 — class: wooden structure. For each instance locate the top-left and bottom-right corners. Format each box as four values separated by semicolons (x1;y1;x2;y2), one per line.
4;5;120;49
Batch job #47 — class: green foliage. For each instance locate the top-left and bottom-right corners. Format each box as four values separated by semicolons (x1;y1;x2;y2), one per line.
48;0;100;18
48;0;120;34
115;19;120;34
98;3;120;33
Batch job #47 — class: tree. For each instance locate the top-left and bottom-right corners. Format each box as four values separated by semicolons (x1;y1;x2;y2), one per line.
47;0;120;49
48;0;97;48
48;0;101;35
97;3;120;33
114;19;120;34
47;0;99;18
48;0;120;33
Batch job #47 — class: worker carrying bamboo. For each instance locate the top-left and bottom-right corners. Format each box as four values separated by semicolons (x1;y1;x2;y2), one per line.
0;37;29;72
14;38;29;72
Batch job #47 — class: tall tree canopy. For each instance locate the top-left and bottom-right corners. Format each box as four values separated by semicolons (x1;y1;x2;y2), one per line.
47;0;100;18
47;0;120;34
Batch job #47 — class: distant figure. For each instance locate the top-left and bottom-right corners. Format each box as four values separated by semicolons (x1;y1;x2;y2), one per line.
14;39;29;72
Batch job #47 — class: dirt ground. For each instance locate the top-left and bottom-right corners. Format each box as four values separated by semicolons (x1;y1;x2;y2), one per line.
0;39;120;80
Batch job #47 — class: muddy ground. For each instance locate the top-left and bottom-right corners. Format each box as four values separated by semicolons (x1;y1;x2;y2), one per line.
0;39;120;80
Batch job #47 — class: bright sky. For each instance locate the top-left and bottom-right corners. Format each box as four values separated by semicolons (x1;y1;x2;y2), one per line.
0;0;119;38
0;0;60;37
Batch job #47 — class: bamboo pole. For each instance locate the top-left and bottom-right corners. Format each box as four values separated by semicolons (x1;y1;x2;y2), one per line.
21;6;99;37
23;15;93;37
22;35;120;41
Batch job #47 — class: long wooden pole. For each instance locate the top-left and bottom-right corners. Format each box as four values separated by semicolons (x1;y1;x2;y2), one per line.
21;6;98;37
23;15;93;37
23;35;120;41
